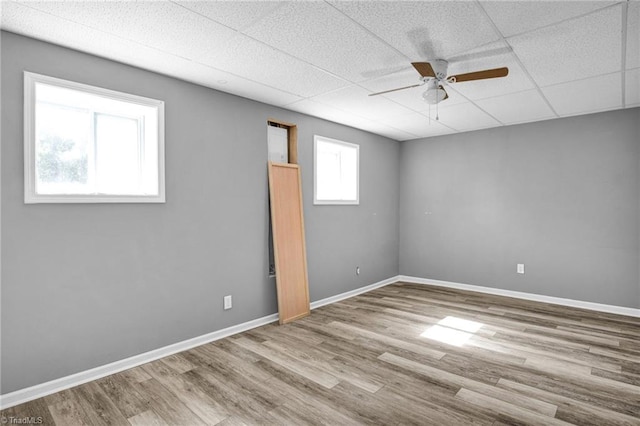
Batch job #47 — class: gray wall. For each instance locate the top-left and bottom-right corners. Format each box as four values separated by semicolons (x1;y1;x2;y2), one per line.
399;109;640;309
0;32;400;394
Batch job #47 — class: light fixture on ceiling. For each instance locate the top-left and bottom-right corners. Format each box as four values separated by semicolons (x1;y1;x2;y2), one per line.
422;88;447;104
422;79;446;122
422;81;447;105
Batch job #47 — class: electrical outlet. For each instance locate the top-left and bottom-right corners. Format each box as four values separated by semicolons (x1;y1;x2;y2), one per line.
517;264;525;274
223;295;232;310
356;266;360;275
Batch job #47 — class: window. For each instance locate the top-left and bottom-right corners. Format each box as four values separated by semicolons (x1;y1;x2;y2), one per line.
314;135;359;205
24;72;165;203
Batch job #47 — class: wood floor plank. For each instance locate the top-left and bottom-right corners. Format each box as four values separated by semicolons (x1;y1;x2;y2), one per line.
378;351;560;418
135;378;207;425
232;336;340;389
497;378;640;426
159;353;195;374
47;390;92;426
329;321;447;360
6;396;56;426
142;361;229;424
96;373;151;419
3;282;638;426
455;388;569;426
72;381;130;425
127;409;168;426
119;366;152;384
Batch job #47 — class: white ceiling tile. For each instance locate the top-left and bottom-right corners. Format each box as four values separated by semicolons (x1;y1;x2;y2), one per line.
372;127;420;142
446;41;534;100
0;2;177;75
433;102;502;131
329;1;500;61
541;73;622;116
627;2;640;70
625;68;640;106
174;1;284;31
481;1;618;37
509;5;622;87
311;85;415;120
208;35;349;98
0;1;301;108
15;1;238;62
475;89;556;124
353;121;418;141
219;78;302;107
285;98;363;125
378;112;456;139
284;99;416;141
243;1;406;82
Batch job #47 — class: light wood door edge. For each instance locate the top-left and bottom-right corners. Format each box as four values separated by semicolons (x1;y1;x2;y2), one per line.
267;162;310;324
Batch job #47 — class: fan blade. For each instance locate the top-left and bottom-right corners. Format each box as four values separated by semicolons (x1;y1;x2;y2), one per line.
368;83;422;96
449;67;508;83
411;62;436;78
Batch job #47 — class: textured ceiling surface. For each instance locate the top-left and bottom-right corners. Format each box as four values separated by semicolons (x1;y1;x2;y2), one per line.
1;0;639;141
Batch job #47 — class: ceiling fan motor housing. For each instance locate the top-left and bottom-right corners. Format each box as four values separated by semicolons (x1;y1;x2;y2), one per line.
431;59;449;81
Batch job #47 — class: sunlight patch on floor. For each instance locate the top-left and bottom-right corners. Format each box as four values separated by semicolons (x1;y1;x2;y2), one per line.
420;316;484;347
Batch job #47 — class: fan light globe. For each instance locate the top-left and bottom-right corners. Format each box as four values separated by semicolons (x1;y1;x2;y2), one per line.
422;87;447;104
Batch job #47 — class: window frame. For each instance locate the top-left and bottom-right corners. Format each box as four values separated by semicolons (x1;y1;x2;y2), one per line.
24;71;165;204
313;135;359;205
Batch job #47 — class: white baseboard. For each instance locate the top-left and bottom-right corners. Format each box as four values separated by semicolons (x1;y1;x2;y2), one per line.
310;275;400;310
398;275;640;318
0;275;398;410
0;313;278;410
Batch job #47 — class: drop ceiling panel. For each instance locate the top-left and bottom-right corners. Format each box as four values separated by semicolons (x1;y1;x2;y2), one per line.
329;1;500;61
378;112;456;140
627;2;640;70
509;5;622;87
174;1;284;31
183;68;303;107
433;102;501;131
287;98;417;141
377;129;420;141
481;1;617;37
446;41;534;100
475;89;556;125
285;98;365;125
0;1;301;108
541;73;622;116
0;2;183;79
359;123;419;141
311;85;415;120
210;35;349;98
242;1;406;82
16;1;238;62
625;68;640;107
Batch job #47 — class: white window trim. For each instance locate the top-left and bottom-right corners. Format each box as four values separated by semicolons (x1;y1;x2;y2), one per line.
24;71;166;203
313;135;359;205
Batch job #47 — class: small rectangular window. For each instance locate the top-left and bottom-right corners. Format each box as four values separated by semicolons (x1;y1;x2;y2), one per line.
314;135;359;205
24;72;165;203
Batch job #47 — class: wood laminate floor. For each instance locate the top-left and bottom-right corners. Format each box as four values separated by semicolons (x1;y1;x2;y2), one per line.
2;282;639;425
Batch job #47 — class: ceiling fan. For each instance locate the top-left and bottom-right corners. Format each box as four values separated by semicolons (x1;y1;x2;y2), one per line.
369;60;509;104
